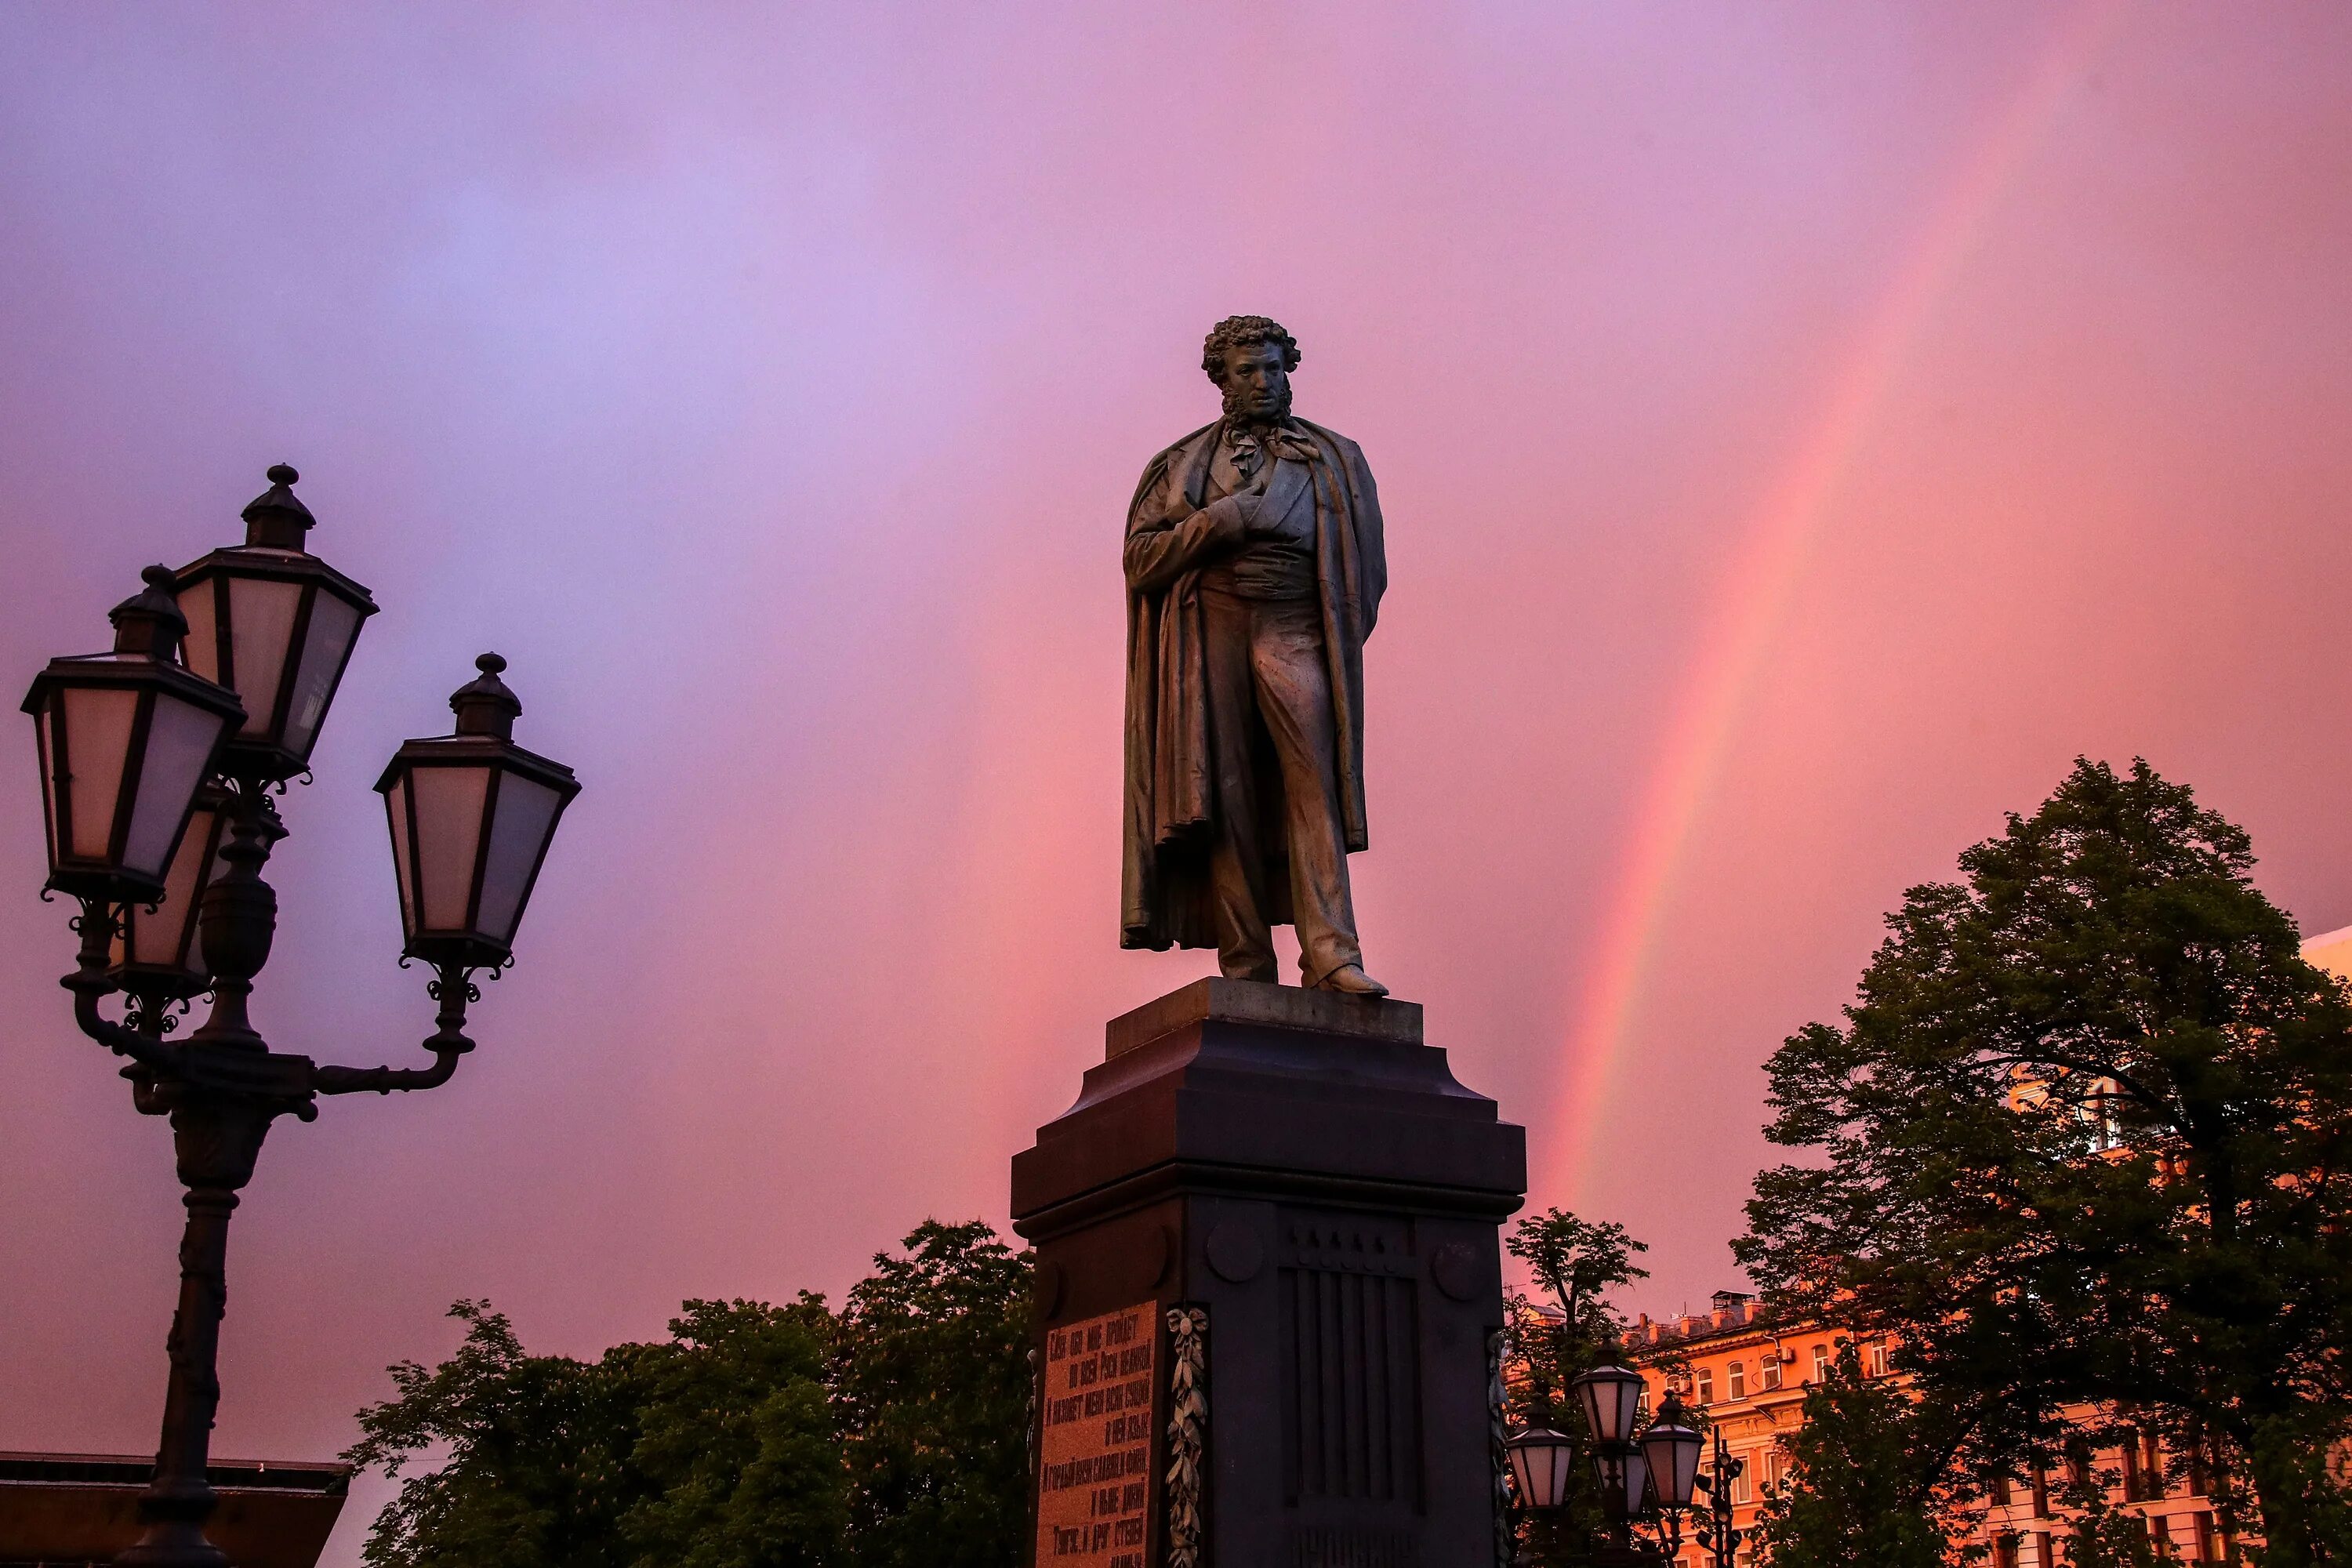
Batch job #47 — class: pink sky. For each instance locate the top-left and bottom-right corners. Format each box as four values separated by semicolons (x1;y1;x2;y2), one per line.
3;6;2349;1561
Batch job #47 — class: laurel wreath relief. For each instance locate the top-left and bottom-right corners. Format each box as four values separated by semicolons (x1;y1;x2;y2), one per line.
1165;1305;1210;1568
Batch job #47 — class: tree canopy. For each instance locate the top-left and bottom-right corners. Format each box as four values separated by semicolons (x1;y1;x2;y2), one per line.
347;1220;1032;1568
1737;758;2352;1564
1748;1342;1977;1568
1503;1207;1652;1566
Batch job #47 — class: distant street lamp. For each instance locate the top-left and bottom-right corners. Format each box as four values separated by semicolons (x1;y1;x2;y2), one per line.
24;466;579;1568
1639;1396;1704;1561
1506;1428;1577;1512
1501;1362;1700;1565
1575;1361;1650;1447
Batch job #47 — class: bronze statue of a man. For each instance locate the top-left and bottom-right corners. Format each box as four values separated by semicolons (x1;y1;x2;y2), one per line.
1120;316;1388;995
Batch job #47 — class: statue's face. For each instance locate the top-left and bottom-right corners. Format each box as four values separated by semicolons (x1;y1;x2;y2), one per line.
1217;341;1290;422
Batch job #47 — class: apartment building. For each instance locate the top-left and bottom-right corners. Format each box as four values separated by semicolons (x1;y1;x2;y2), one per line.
1624;1300;2233;1565
1621;1293;1863;1567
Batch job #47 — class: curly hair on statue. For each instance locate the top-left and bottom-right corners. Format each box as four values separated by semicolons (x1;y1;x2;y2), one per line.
1200;315;1301;383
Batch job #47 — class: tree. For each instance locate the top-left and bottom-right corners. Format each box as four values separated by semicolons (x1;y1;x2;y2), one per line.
833;1219;1033;1568
1504;1207;1650;1566
616;1298;844;1568
1748;1341;1978;1568
346;1219;1034;1568
2052;1466;2165;1568
346;1300;650;1568
1737;759;2352;1564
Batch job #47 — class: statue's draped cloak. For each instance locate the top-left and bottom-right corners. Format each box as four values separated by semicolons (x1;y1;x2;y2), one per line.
1120;417;1387;951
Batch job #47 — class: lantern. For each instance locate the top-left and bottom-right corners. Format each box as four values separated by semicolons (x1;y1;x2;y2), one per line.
1573;1363;1649;1446
1505;1428;1576;1512
23;567;245;902
1640;1400;1704;1512
174;464;376;784
376;654;578;970
1592;1444;1653;1520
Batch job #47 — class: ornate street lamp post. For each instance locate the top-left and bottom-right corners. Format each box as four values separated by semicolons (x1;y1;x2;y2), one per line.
1534;1363;1703;1568
1573;1360;1657;1562
23;466;579;1568
1501;1364;1703;1565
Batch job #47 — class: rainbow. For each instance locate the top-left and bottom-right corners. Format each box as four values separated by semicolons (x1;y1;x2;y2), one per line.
1543;0;2134;1207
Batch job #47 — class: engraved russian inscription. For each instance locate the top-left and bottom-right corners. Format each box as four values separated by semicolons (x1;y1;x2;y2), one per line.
1036;1301;1157;1568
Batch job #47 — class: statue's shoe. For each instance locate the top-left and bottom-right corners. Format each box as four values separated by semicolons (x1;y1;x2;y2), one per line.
1316;964;1389;997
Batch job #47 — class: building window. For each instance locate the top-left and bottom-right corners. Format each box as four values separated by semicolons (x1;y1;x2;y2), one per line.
1728;1361;1747;1399
1992;1474;2013;1506
1759;1356;1782;1392
1864;1341;1890;1378
1810;1343;1831;1384
1993;1535;2020;1568
2192;1512;2218;1563
1730;1457;1752;1504
2085;1086;2124;1151
1696;1368;1715;1405
2030;1463;2050;1518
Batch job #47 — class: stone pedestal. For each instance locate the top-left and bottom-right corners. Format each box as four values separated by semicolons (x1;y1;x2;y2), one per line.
1012;979;1526;1568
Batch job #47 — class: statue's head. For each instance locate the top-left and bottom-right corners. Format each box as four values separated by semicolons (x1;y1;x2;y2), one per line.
1203;315;1299;424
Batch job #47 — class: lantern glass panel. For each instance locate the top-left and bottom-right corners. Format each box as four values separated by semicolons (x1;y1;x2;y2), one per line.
1642;1422;1704;1511
60;685;138;859
122;691;227;880
180;583;220;688
117;796;222;974
1623;1448;1650;1516
411;764;491;930
383;775;416;937
281;590;362;760
224;575;303;738
1508;1443;1539;1505
476;770;562;946
33;704;60;864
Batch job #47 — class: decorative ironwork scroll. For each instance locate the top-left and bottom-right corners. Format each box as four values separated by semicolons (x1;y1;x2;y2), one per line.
1167;1305;1210;1568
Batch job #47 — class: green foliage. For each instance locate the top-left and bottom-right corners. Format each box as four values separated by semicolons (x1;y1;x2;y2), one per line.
346;1221;1033;1568
1748;1343;1973;1568
2052;1468;2164;1568
833;1219;1034;1568
1503;1207;1650;1566
618;1298;844;1568
1737;759;2352;1564
346;1301;648;1568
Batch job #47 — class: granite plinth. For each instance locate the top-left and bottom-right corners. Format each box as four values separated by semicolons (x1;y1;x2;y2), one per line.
1012;978;1526;1568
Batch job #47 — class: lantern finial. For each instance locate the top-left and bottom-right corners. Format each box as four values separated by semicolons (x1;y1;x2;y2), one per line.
109;564;191;659
241;462;315;550
450;653;521;740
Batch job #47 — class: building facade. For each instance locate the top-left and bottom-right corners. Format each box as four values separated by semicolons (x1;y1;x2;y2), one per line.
1624;1301;2234;1565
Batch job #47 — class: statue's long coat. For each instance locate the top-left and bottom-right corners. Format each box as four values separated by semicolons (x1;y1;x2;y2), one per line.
1120;416;1387;951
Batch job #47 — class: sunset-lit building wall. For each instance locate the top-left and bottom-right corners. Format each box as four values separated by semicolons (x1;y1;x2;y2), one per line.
1626;1303;2230;1566
1625;1295;1864;1568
